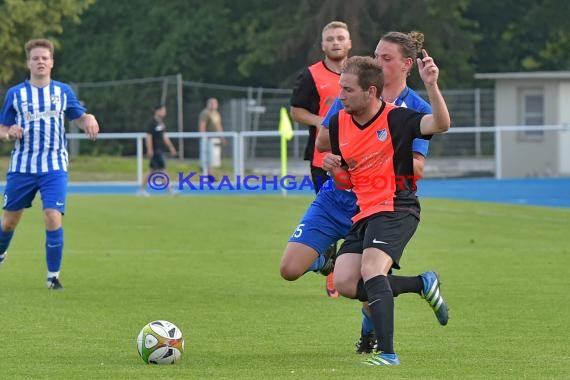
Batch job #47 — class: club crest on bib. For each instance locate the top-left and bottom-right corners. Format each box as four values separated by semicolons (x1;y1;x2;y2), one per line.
376;129;387;142
50;94;60;105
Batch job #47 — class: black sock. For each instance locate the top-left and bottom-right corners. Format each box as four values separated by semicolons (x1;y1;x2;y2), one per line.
356;279;367;301
365;275;394;354
388;275;423;297
358;275;422;300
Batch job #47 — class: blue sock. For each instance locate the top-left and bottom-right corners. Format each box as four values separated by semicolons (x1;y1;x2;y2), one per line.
0;221;14;254
306;254;325;273
361;307;374;335
46;228;64;272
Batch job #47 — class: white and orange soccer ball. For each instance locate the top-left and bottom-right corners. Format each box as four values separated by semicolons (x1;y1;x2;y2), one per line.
136;320;184;364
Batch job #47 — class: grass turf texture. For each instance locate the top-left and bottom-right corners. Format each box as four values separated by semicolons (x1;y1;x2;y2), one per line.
0;196;568;379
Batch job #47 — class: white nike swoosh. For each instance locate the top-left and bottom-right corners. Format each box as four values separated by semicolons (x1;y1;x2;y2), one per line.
372;239;389;244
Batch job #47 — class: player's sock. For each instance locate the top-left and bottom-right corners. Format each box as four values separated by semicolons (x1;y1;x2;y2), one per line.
307;254;325;273
48;270;60;279
46;228;64;272
359;276;421;299
0;221;14;255
388;274;423;297
361;306;374;335
365;275;395;354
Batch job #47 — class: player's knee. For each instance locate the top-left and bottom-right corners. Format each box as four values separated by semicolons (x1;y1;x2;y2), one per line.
279;262;302;281
1;220;17;232
1;216;19;232
333;274;358;298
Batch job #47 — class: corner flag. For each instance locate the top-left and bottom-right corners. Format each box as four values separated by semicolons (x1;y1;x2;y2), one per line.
279;107;293;195
279;107;293;140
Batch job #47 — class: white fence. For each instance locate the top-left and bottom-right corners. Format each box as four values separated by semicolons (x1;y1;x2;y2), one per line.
67;124;570;183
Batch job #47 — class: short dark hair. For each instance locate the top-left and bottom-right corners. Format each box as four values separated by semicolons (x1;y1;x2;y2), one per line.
341;56;384;98
154;103;165;111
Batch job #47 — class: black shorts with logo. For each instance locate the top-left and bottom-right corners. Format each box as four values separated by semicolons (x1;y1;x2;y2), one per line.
150;153;166;170
338;210;419;269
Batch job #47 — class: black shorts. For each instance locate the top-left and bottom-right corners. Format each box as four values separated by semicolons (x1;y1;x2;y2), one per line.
338;211;419;270
150;153;166;170
310;165;329;194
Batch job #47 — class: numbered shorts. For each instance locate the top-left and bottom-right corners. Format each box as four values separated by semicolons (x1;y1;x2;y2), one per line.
3;171;68;214
287;182;357;255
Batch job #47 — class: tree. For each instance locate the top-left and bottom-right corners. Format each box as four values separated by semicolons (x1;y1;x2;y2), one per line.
465;0;570;73
55;0;478;88
0;0;95;87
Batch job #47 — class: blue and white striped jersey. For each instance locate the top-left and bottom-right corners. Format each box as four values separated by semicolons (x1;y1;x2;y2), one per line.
0;80;86;173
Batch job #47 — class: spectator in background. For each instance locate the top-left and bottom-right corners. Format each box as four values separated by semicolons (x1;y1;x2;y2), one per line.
199;98;225;177
138;104;178;196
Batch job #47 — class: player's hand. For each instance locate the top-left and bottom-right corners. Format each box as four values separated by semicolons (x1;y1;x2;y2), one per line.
417;49;439;86
81;114;99;140
322;153;342;172
6;125;24;140
330;166;353;190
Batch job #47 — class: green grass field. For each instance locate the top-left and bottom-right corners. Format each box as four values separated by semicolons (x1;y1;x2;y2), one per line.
0;195;568;379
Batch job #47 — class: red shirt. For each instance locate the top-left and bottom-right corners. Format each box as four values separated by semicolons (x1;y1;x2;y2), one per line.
307;61;340;167
330;102;430;222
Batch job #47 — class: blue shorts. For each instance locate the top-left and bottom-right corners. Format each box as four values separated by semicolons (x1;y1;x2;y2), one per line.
288;180;357;255
3;171;68;214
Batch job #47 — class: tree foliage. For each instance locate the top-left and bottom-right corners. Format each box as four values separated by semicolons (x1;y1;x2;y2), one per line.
0;0;94;86
466;0;570;73
55;0;478;88
2;0;569;89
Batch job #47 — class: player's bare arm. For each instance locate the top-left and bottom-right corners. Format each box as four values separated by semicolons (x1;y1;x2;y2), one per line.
315;125;332;152
164;135;177;156
290;106;323;128
0;125;12;141
417;49;451;135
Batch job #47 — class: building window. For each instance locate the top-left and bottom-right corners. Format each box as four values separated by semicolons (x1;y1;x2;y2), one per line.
519;89;544;140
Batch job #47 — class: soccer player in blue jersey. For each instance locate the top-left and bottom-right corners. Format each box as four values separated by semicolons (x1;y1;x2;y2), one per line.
0;39;100;289
280;31;448;354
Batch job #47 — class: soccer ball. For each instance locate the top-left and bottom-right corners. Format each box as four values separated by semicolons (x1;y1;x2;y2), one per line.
136;320;184;364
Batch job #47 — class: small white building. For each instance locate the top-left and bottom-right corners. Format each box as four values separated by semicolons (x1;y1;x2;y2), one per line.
475;71;570;178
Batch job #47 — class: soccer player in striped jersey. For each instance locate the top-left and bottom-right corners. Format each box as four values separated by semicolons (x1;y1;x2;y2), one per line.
0;39;100;289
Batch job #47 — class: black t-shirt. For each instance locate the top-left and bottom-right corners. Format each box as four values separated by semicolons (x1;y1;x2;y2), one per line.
147;118;166;153
290;68;319;162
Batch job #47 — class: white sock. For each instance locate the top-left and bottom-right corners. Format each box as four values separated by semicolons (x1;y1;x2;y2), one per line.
47;271;60;279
